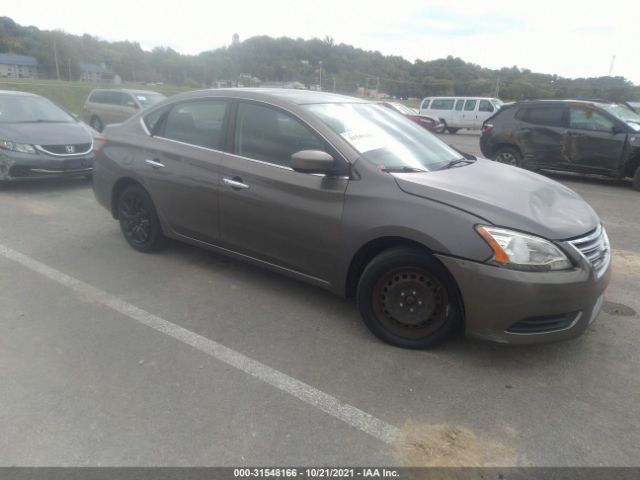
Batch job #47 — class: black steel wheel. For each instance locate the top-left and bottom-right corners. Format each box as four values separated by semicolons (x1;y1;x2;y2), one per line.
356;247;462;349
90;116;104;132
493;146;522;167
117;185;165;252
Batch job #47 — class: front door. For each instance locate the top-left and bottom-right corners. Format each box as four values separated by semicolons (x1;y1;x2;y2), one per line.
563;106;626;172
219;101;348;283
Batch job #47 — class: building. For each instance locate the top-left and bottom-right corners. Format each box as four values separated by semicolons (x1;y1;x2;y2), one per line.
0;53;38;79
80;63;116;83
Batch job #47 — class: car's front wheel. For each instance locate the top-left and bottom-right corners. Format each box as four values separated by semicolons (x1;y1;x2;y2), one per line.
117;185;165;252
493;146;522;167
90;116;104;132
632;165;640;191
356;247;462;349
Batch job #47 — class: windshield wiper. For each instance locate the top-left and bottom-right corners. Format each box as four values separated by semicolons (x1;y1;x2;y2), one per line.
436;158;476;170
381;166;428;173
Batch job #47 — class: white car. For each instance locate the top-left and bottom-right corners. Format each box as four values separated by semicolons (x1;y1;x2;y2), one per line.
419;96;504;133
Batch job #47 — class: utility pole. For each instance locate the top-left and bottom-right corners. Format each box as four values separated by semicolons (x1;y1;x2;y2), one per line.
67;58;72;81
318;61;322;91
495;77;501;97
53;41;61;81
376;76;380;97
608;55;616;76
332;76;336;92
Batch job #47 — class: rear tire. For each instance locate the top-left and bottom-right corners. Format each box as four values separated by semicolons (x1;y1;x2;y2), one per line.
447;127;459;134
493;146;522;167
632;165;640;191
90;116;104;132
117;185;165;252
356;247;461;349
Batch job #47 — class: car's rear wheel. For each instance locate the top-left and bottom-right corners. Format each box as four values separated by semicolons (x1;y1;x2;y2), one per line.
447;127;459;134
632;165;640;191
494;146;522;167
117;185;165;252
90;116;104;132
356;247;461;349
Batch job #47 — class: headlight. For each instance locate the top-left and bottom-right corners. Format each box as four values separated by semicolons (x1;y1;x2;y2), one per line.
476;225;572;271
0;140;36;154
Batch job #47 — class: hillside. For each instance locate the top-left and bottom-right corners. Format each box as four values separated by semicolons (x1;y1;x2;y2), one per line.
1;16;638;101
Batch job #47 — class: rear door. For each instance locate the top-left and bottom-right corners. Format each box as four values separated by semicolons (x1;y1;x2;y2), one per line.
513;104;566;167
141;98;229;243
219;101;348;283
563;105;626;172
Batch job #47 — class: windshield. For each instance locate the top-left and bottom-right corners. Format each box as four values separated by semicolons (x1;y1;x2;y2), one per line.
305;103;463;171
601;103;640;130
0;94;75;123
134;92;166;108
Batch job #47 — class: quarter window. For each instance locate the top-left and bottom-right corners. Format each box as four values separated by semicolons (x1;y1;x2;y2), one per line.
162;100;228;149
569;107;615;132
234;102;325;167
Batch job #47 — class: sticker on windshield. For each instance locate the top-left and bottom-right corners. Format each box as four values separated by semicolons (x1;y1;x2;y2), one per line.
136;96;147;101
340;130;385;153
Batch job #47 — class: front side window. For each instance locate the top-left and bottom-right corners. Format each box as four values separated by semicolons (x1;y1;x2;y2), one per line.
305;103;463;172
105;91;124;106
162;100;228;149
478;100;494;112
464;100;477;111
234;102;325;167
569;107;615;132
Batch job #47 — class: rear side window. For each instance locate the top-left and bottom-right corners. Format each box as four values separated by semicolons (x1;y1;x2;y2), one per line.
479;100;494;112
464;100;477;111
454;100;464;111
234;102;325;167
430;99;454;110
143;107;168;134
161;100;228;149
516;106;564;127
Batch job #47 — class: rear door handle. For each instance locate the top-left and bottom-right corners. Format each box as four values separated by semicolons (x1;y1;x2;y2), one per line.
223;177;250;190
145;159;165;169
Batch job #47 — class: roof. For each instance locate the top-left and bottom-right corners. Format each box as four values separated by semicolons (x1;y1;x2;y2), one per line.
183;88;368;106
0;53;38;67
0;90;39;97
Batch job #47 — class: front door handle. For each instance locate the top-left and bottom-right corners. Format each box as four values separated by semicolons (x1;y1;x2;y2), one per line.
145;159;165;169
223;177;250;190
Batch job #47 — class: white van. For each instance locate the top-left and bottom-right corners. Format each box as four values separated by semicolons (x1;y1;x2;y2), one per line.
419;97;503;133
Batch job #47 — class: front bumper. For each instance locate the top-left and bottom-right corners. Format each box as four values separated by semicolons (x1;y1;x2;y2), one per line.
436;252;611;344
0;151;95;181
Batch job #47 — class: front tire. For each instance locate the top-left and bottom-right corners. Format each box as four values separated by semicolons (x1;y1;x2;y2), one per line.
493;146;522;167
356;247;461;349
632;165;640;191
117;185;165;252
90;116;104;132
447;127;459;134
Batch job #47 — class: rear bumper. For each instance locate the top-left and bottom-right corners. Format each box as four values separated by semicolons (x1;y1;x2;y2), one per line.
435;253;611;344
0;151;94;181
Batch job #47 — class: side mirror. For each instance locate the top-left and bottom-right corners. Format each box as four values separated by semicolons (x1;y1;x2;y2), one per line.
611;125;624;135
290;150;335;174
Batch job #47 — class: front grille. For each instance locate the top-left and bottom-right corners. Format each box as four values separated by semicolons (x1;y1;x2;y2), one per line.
38;143;92;156
568;225;610;277
506;312;580;334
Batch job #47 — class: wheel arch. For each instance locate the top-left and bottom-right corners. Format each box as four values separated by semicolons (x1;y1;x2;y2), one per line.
491;142;523;160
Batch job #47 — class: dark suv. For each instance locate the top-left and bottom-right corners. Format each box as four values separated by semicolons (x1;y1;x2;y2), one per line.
480;100;640;190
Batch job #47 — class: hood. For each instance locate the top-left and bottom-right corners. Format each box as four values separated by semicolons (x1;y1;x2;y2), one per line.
393;158;599;240
0;122;93;145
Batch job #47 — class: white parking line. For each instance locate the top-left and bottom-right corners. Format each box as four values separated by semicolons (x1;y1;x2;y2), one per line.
0;242;400;445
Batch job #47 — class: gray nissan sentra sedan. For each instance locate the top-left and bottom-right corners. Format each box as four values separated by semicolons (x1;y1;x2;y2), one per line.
93;89;611;349
0;90;100;184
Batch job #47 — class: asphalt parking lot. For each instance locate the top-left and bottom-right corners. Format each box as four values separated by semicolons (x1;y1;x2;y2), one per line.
1;132;639;467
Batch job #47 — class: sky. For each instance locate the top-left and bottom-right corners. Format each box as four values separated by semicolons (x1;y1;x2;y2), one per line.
4;0;640;84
